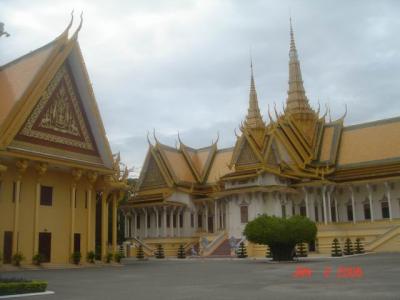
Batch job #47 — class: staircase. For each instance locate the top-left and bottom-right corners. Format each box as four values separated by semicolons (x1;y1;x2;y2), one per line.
209;239;232;257
366;225;400;251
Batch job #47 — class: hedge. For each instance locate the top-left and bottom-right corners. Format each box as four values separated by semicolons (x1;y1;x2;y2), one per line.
0;280;47;296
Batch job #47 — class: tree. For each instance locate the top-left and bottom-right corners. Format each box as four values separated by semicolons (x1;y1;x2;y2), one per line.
331;238;342;257
296;242;308;257
236;242;248;258
244;214;317;261
354;238;365;254
343;238;354;255
177;244;186;259
155;244;165;259
136;245;144;259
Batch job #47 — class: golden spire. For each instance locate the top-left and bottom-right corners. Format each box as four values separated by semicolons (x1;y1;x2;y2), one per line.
245;59;265;128
285;18;314;117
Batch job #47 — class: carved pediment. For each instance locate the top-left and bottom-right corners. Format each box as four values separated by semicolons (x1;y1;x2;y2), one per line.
15;64;98;156
140;155;167;188
236;139;261;166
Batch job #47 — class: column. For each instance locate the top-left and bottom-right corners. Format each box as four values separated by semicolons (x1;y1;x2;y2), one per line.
177;208;181;237
327;187;332;223
101;191;109;260
221;202;225;229
33;162;47;257
155;208;160;237
87;171;97;253
163;207;167;237
194;207;198;232
169;207;174;237
143;208;148;238
214;200;218;232
366;184;375;222
384;182;393;221
13;160;27;255
322;186;327;225
349;186;356;224
70;169;82;257
205;204;209;233
124;214;129;238
303;187;310;218
112;193;118;253
130;210;137;237
334;195;339;222
70;183;77;255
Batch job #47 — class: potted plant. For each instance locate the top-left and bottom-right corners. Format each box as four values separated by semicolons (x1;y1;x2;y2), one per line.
12;252;24;267
86;251;95;264
32;253;44;266
71;252;81;265
114;253;123;263
105;252;113;263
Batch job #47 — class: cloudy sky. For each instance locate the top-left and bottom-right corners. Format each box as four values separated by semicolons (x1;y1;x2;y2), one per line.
1;0;400;176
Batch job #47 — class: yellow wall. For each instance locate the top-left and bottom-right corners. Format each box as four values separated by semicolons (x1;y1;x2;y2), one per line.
0;163;96;265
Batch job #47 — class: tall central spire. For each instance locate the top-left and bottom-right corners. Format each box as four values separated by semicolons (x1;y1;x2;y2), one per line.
245;60;265;128
285;18;313;117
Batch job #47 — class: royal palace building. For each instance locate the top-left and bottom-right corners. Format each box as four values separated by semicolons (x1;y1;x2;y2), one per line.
124;22;400;256
0;16;127;265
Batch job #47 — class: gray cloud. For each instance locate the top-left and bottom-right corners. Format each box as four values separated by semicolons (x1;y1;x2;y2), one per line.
1;0;400;175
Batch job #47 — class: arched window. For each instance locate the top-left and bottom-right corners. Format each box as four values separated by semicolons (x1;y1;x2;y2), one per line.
347;202;353;221
363;203;371;220
381;198;390;219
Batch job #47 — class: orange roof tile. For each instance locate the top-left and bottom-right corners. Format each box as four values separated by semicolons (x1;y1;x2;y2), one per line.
337;117;400;167
0;40;58;126
206;148;234;183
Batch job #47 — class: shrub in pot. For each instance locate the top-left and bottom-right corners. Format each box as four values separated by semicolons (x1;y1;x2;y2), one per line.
86;251;95;263
12;252;24;267
32;253;44;266
71;252;81;265
105;252;113;263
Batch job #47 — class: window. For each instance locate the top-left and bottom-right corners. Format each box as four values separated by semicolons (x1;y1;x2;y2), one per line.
147;214;151;228
173;215;177;228
158;214;162;228
381;201;390;219
314;206;319;222
167;214;170;227
300;206;306;217
363;203;371;220
40;186;53;206
190;213;194;227
330;206;336;222
197;214;203;228
240;206;248;223
292;204;295;216
136;215;140;229
281;205;286;218
179;214;183;228
347;204;353;221
85;191;88;209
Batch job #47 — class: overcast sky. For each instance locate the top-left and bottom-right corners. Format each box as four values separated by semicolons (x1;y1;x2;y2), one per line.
1;0;400;176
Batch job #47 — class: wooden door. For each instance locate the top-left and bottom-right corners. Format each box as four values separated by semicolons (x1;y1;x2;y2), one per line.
74;233;81;253
3;231;13;264
39;232;51;263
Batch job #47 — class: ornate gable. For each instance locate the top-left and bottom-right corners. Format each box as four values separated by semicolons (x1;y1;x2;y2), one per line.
236;139;261;166
140;153;167;189
15;63;98;156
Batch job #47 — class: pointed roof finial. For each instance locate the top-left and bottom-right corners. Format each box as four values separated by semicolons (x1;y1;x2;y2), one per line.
244;56;265;129
285;17;315;119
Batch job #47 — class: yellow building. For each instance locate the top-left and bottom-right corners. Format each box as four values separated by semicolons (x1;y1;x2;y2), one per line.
124;21;400;256
0;17;127;265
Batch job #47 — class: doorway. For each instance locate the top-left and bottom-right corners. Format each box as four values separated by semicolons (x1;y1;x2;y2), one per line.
39;232;51;263
3;231;13;264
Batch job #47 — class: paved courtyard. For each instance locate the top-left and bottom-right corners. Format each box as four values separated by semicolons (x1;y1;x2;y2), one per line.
2;253;400;300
